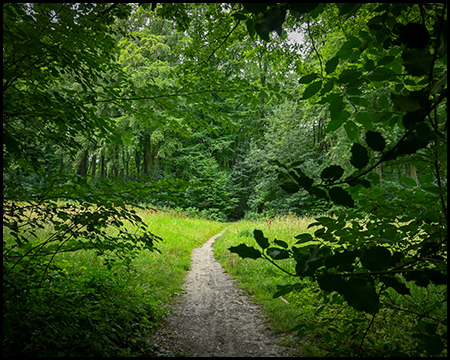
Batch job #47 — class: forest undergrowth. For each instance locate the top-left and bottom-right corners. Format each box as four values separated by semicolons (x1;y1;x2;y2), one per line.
3;206;224;357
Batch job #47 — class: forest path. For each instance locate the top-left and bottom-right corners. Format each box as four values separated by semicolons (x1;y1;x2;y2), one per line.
150;230;290;357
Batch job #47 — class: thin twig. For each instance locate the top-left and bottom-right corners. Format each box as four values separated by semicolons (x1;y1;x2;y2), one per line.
200;20;241;69
307;21;324;78
358;313;376;355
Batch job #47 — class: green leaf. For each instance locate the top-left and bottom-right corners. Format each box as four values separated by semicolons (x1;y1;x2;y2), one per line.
325;113;349;133
402;48;433;76
364;59;375;72
294;233;313;243
245;18;256;39
254;22;270;41
397;137;428;155
365;130;386;151
298;73;318;84
254;229;269;249
355;112;376;130
338;3;363;18
267;247;290;260
280;182;300;193
320;81;335;95
233;12;247;21
324;249;358;270
328;95;344;120
274;239;289;249
344;278;380;314
377;55;395;66
400;176;417;187
242;3;268;14
317;274;347;293
329;187;354;207
288;3;319;15
337;69;361;84
350;143;369;169
347;178;371;188
229;244;262;259
360;246;391;271
393;90;428;113
302;81;322;99
325;56;339;74
424;335;445;356
349;96;370;108
396;22;430;49
380;276;410;295
319;276;380;314
321;165;344;182
260;6;286;36
295;175;314;188
431;71;447;95
378;95;390;109
307;187;329;200
344;121;358;141
367;68;396;82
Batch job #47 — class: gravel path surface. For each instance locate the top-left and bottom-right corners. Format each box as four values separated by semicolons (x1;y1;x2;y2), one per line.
150;230;290;357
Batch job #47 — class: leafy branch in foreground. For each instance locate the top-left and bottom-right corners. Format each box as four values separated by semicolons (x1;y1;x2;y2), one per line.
229;2;447;356
3;176;172;302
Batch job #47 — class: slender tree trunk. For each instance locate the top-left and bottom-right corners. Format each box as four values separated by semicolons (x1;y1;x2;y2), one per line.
143;134;153;175
376;163;382;180
153;142;160;168
91;154;97;178
77;149;88;184
124;148;129;179
100;151;106;178
406;163;417;182
135;150;141;175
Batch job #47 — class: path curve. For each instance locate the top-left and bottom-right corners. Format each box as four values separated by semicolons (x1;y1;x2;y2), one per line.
151;230;289;357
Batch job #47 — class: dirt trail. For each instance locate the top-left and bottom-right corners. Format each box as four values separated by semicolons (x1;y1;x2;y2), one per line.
151;230;290;357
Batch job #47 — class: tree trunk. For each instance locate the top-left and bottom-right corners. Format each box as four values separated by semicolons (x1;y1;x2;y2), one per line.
77;149;88;184
91;154;97;178
135;149;141;175
143;134;153;175
153;142;160;168
100;151;106;178
406;163;417;182
376;162;382;180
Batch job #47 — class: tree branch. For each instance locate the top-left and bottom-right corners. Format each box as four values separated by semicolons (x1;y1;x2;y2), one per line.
200;20;241;69
307;21;324;78
98;3;119;16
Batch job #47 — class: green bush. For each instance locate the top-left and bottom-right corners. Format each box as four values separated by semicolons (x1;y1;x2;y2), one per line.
3;264;161;357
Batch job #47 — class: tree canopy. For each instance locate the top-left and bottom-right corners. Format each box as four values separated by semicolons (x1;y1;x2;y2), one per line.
3;2;447;357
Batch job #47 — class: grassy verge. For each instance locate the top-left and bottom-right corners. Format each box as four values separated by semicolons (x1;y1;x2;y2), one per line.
129;208;226;307
213;215;447;357
213;216;316;355
3;207;225;357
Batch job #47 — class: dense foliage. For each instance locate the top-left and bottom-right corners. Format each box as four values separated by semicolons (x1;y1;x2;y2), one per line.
3;2;447;357
227;3;447;356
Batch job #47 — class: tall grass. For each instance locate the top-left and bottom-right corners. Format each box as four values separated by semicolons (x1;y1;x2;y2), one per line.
212;216;316;348
3;206;226;357
128;208;226;304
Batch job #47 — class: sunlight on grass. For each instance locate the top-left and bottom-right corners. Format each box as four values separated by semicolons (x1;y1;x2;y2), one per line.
129;207;226;304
